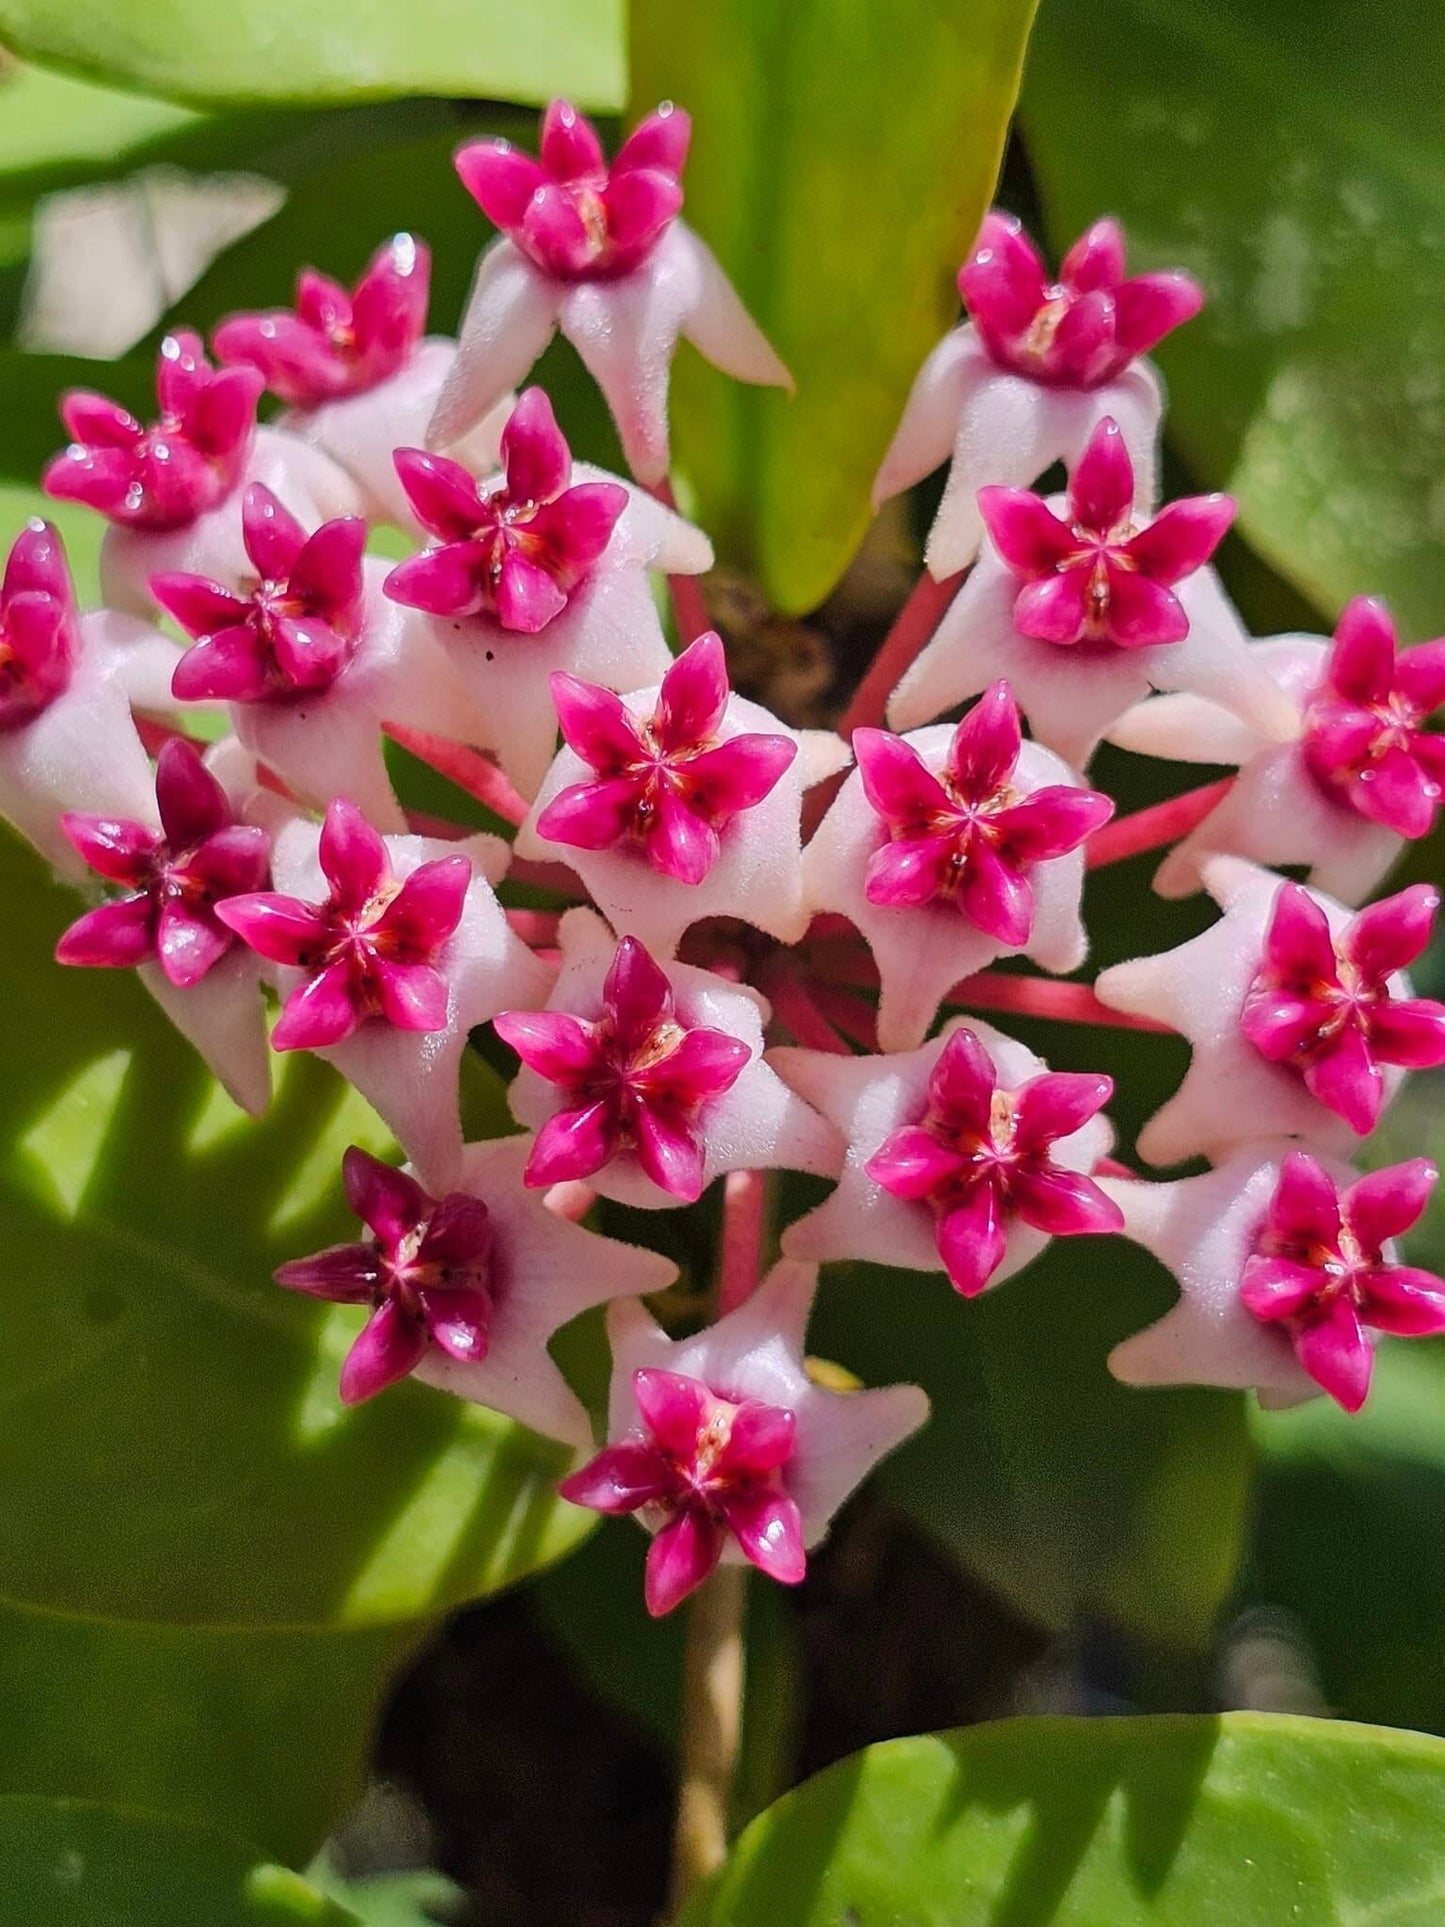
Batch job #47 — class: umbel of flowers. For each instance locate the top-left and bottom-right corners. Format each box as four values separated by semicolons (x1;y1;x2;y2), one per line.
7;97;1444;1623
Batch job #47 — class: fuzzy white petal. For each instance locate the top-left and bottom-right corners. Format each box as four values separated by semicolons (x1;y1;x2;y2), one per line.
426;239;562;451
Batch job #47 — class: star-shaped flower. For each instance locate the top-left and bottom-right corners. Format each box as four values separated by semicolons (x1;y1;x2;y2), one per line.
384;388;710;796
562;1259;928;1613
428;99;791;483
1103;1144;1445;1413
501;909;842;1210
217;235;515;531
156;485;487;831
775;1017;1119;1294
520;634;845;955
1112;598;1445;903
873;213;1202;575
1095;859;1442;1165
277;1137;675;1443
0;519;181;880
886;428;1296;769
219;802;550;1186
805;681;1112;1049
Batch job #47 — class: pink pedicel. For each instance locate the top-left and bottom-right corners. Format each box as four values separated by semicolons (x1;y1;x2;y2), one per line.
1241;1150;1445;1413
384;386;626;631
0;520;78;730
213;235;431;408
864;1024;1122;1295
1300;597;1445;839
275;1145;494;1404
43;331;264;531
536;631;797;885
216;797;470;1050
560;1366;804;1616
153;484;366;702
853;681;1112;942
55;738;269;988
961;211;1203;388
455;99;688;283
1240;881;1445;1134
978;416;1234;649
495;933;750;1199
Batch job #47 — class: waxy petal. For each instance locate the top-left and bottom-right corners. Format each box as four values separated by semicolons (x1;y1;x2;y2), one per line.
339;1297;429;1404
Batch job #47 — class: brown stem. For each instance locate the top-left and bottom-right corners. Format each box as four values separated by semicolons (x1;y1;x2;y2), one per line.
667;1562;747;1919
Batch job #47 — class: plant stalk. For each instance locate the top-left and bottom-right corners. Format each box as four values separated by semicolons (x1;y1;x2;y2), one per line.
668;1561;748;1919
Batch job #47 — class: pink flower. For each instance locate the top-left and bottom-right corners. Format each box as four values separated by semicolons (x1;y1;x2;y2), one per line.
1300;597;1445;839
1095;858;1425;1166
227;811;548;1188
978;417;1233;650
216;797;470;1051
456;99;688;283
805;687;1109;1050
213;234;432;408
886;456;1294;770
563;1366;806;1615
0;516;77;730
1240;1151;1445;1413
44;331;264;531
504;908;841;1210
570;1260;928;1613
429;101;789;484
874;214;1201;577
775;1017;1118;1293
277;1137;675;1442
1240;881;1445;1135
0;522;181;880
521;641;840;954
385;387;627;632
536;631;797;882
496;932;751;1201
56;737;269;988
961;213;1201;389
155;484;366;703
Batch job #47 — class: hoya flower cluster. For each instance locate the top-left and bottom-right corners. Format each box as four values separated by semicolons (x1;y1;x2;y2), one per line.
9;104;1443;1618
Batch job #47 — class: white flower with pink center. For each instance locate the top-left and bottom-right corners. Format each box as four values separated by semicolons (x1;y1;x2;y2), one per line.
874;213;1202;576
774;1017;1120;1295
428;100;791;483
886;417;1295;768
562;1260;928;1613
805;680;1112;1049
1095;858;1445;1166
497;909;842;1210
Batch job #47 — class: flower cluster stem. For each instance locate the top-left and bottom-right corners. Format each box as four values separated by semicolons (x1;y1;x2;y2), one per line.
948;971;1173;1033
668;1560;747;1920
1085;777;1235;868
717;1166;767;1316
381;722;530;827
836;567;965;739
651;477;713;645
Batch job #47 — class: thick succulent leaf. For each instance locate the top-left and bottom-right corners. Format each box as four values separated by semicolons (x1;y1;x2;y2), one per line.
0;1;624;111
306;1855;466;1927
1023;0;1445;637
631;0;1039;614
0;1796;361;1926
0;827;592;1851
682;1713;1445;1926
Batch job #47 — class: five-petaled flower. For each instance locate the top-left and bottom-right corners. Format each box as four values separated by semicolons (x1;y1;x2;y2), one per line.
1240;880;1445;1134
1301;597;1445;839
215;235;432;409
56;737;270;987
978;417;1233;650
536;630;797;884
45;331;264;531
155;483;366;702
1240;1150;1445;1413
496;932;750;1200
386;387;627;633
217;796;470;1049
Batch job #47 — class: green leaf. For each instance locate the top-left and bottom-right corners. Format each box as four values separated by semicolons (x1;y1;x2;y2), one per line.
682;1712;1445;1926
0;827;593;1853
0;3;624;112
631;0;1039;614
1022;0;1445;636
306;1854;465;1927
810;1240;1252;1647
0;1795;361;1926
